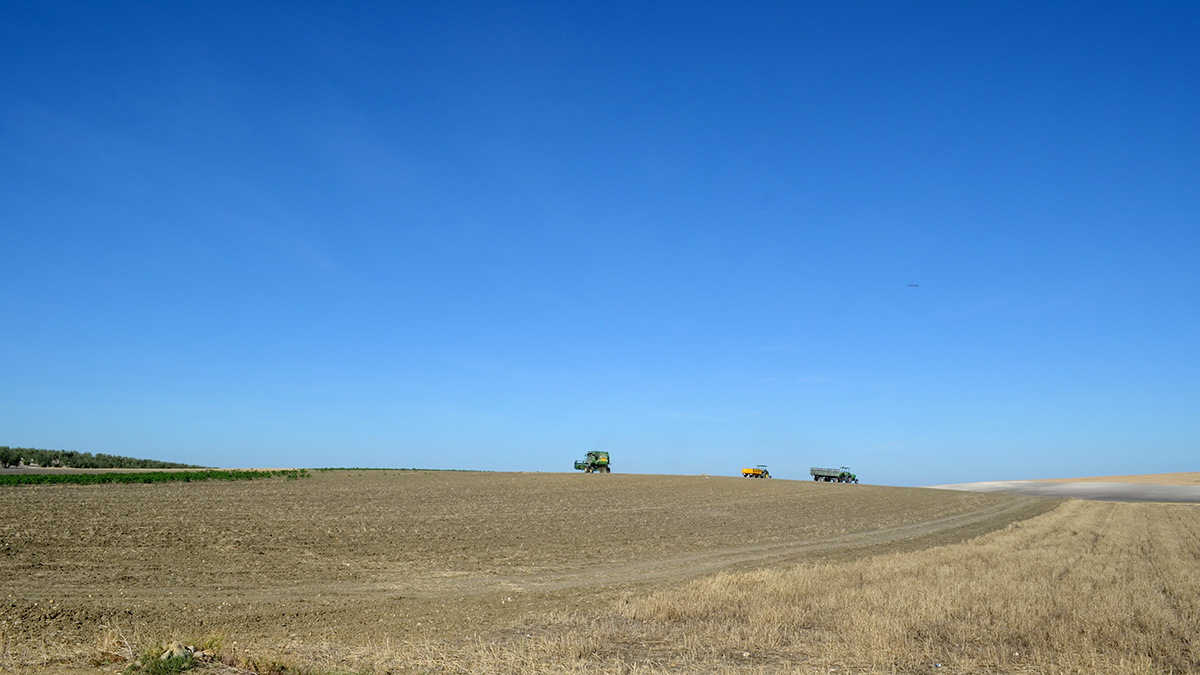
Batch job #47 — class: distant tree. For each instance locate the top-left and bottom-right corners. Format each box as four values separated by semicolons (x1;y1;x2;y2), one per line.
23;448;51;467
0;446;20;468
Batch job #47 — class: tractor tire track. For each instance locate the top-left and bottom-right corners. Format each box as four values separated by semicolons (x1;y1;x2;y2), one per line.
368;497;1051;597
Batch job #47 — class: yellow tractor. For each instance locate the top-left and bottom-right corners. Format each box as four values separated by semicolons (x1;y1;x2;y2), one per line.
741;464;770;478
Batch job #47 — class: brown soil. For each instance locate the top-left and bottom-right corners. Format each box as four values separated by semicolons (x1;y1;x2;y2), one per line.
0;471;1053;665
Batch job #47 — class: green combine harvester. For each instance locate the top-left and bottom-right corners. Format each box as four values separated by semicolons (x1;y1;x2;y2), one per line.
574;450;611;473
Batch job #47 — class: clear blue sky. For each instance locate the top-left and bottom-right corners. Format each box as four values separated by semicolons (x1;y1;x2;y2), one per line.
3;2;1197;485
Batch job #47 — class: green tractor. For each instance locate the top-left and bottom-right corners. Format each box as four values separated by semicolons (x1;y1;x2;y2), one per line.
574;450;611;473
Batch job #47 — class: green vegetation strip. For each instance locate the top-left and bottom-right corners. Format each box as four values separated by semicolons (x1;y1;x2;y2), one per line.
0;469;309;486
314;467;473;472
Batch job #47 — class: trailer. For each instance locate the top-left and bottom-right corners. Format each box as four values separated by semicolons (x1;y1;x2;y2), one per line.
810;466;858;483
741;465;770;478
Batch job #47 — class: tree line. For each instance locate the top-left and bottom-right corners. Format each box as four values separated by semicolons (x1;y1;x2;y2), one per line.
0;446;203;470
0;468;308;486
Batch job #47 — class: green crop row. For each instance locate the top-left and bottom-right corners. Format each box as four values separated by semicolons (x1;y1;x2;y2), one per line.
0;469;310;486
313;467;472;472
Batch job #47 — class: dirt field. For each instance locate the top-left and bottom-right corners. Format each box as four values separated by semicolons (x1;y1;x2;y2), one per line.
579;498;1200;674
932;472;1200;503
0;470;1053;671
1037;471;1200;485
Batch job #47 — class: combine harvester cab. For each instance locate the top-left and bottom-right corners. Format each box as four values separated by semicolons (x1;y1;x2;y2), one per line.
574;450;611;473
741;465;770;478
810;465;859;483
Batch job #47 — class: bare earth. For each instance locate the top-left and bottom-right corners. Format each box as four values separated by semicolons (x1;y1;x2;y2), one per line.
0;470;1053;668
930;472;1200;502
1035;471;1200;485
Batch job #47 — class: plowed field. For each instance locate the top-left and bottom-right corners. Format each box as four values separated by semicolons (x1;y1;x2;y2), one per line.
0;471;1053;668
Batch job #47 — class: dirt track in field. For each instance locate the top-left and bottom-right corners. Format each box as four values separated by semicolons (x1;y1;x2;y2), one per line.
0;471;1054;657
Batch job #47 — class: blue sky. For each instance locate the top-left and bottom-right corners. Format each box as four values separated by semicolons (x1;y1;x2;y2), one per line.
2;2;1197;485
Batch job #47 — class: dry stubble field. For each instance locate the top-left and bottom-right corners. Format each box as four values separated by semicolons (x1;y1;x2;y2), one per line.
1;470;1195;674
